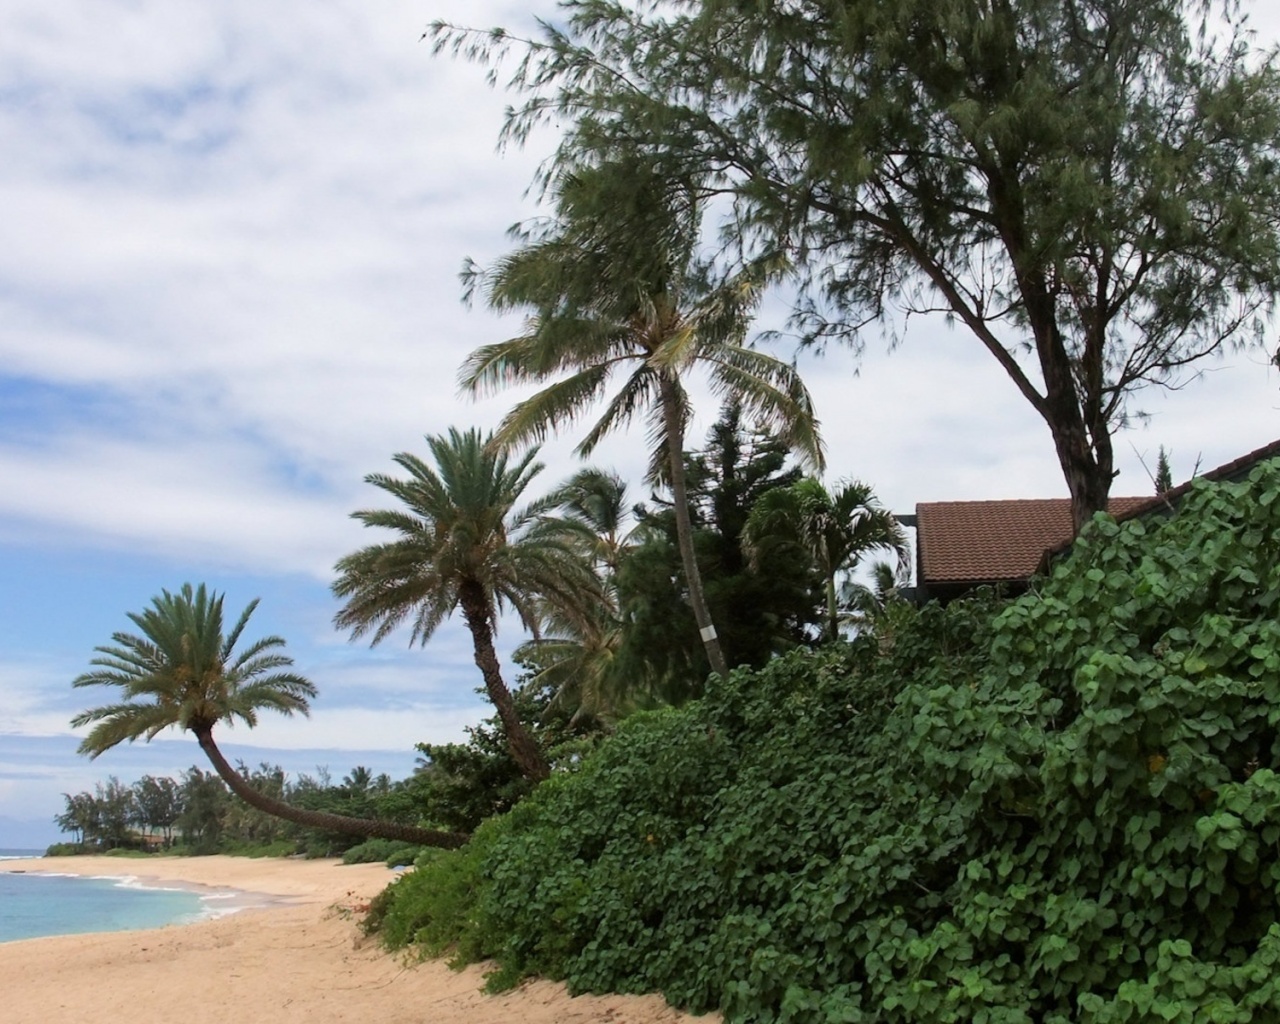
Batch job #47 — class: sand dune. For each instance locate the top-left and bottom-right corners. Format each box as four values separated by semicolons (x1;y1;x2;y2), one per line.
0;855;717;1024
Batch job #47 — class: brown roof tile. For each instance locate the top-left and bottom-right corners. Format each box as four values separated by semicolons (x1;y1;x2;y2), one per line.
914;439;1280;591
915;496;1150;585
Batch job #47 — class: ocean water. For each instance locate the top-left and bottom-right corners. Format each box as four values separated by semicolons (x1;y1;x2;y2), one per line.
0;851;229;943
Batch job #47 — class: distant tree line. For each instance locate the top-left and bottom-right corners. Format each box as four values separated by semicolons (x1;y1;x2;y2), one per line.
53;762;410;857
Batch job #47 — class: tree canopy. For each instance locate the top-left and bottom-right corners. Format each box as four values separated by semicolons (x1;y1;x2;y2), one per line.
435;0;1280;531
460;159;824;676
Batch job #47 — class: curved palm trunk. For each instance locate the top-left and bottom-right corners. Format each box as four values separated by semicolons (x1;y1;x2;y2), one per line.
659;376;729;680
457;580;552;782
193;727;468;849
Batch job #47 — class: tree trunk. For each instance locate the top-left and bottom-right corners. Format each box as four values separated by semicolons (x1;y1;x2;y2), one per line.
194;728;468;849
825;575;840;645
1055;430;1114;536
659;376;730;679
983;171;1115;535
456;580;552;782
1036;328;1115;535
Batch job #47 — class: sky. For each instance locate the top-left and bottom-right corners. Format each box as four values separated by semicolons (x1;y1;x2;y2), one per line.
2;1;1278;849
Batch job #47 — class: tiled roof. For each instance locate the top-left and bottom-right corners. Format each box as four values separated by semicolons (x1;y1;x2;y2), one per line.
915;438;1280;589
915;496;1151;585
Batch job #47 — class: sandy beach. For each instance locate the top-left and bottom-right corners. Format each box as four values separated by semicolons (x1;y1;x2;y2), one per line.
0;855;717;1024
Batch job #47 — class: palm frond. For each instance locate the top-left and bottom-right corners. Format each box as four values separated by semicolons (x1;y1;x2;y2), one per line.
706;346;826;472
459;335;546;395
574;365;659;458
490;364;616;452
70;585;315;756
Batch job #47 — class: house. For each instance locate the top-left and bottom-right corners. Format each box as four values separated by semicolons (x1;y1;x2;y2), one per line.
903;438;1280;604
904;495;1150;604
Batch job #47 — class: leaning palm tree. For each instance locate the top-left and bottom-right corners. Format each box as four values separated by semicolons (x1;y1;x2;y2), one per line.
743;479;910;644
72;583;467;849
461;158;824;679
332;428;600;782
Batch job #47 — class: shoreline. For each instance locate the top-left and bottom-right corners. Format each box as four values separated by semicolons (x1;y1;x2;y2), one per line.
1;860;294;931
0;852;388;902
0;854;719;1024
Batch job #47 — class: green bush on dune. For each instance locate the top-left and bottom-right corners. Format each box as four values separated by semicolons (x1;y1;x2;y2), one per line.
340;838;425;867
372;460;1280;1023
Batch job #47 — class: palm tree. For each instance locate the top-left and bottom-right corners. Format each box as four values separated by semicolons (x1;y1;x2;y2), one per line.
540;467;635;575
332;428;599;782
513;467;634;724
514;599;627;727
743;479;910;644
72;583;467;848
842;559;905;627
461;158;824;678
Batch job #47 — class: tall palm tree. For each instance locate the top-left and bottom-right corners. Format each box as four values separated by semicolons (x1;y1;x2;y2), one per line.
72;583;467;849
332;428;598;782
743;479;910;644
461;158;824;678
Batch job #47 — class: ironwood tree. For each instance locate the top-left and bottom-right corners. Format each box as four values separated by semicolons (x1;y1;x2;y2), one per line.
435;0;1280;532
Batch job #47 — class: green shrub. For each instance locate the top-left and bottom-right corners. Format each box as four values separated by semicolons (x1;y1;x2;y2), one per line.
372;460;1280;1022
362;824;514;964
340;838;424;866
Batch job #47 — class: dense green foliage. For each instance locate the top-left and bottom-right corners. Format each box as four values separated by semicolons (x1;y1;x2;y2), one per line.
373;460;1280;1022
614;407;821;698
410;681;598;833
340;838;425;867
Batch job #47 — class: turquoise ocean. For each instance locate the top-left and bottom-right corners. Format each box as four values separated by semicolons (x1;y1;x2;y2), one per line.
0;850;228;943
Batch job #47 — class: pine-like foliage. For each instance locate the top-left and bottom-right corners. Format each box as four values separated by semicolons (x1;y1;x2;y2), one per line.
434;0;1280;531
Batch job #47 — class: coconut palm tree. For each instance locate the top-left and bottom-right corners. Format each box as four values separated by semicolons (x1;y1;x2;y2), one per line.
461;158;824;679
743;479;910;644
332;428;599;782
72;583;467;848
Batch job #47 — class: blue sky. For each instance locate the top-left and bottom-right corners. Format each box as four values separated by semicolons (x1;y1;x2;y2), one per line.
2;0;1278;849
